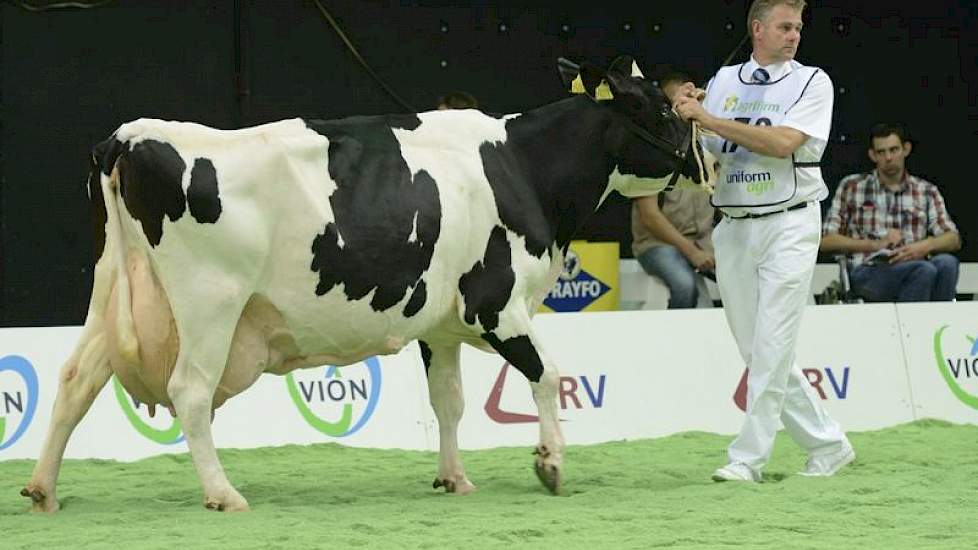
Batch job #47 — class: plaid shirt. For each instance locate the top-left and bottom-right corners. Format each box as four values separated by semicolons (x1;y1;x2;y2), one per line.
823;170;958;267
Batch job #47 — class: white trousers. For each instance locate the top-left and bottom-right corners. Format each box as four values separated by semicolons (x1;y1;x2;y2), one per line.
713;203;847;471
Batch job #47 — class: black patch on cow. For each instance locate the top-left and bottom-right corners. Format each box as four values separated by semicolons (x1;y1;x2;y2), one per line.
117;139;187;247
388;114;422;131
478;98;618;257
403;280;427;317
305;117;441;313
88;151;108;261
96;136;126;177
187;157;222;224
458;226;514;332
482;333;544;383
419;340;433;375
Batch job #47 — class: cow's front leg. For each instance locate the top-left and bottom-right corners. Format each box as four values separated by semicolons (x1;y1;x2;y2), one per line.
22;328;111;512
167;303;249;512
421;341;475;495
483;327;564;494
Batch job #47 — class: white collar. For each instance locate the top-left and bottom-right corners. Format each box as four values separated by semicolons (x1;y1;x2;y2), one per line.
745;54;794;81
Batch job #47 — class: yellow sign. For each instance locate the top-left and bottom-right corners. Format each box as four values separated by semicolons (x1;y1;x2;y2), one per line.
539;241;619;313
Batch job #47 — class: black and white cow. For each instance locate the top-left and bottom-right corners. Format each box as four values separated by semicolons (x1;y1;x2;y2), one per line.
22;56;707;512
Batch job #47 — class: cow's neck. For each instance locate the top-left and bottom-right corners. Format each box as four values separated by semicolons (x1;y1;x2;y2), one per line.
500;96;618;251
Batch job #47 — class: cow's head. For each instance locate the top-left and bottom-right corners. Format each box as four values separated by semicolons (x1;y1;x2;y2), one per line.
558;56;708;198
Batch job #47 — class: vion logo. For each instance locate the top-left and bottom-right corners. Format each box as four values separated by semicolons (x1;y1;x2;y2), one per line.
485;363;607;423
113;377;184;445
732;366;849;411
543;249;610;312
286;357;381;437
934;325;978;410
0;355;39;451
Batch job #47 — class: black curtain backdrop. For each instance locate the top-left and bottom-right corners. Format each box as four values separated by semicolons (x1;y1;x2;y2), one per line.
2;0;975;326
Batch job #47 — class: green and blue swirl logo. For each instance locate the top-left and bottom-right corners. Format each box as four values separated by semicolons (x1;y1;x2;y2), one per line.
113;376;184;445
0;355;39;451
286;357;381;437
933;325;978;410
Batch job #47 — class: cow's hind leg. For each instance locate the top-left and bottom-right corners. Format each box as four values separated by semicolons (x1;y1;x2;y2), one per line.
421;341;475;495
22;325;111;512
167;298;250;512
482;318;564;494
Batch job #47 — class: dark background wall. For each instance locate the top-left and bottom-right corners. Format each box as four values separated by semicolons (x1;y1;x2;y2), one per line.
2;0;975;326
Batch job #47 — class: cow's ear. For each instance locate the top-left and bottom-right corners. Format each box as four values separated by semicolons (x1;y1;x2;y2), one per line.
557;57;581;90
608;55;646;79
561;58;613;101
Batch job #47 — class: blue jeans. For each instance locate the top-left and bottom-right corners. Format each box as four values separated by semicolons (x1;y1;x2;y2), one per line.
850;253;959;302
636;245;700;308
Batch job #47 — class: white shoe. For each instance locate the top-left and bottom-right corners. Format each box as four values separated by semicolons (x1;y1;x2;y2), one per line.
711;463;760;482
799;441;855;477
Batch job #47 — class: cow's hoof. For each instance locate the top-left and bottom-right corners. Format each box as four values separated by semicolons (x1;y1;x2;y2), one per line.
203;490;249;512
533;446;561;495
20;485;59;513
432;477;476;495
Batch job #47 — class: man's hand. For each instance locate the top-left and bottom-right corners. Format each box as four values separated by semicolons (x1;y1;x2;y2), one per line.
686;248;716;273
878;229;902;250
888;240;931;264
675;95;712;125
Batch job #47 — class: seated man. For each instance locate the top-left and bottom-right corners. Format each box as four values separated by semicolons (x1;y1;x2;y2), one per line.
821;122;961;301
630;70;717;309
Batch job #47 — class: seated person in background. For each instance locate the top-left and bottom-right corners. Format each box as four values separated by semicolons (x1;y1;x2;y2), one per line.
436;91;478;110
630;70;717;309
821;122;961;302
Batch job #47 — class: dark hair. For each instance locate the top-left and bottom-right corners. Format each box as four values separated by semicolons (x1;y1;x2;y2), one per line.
869;122;911;148
437;91;478;110
658;70;693;89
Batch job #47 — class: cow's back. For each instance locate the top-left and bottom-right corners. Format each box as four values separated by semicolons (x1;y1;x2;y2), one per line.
110;113;525;369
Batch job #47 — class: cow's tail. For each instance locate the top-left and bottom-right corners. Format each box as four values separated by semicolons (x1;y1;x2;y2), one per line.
90;137;140;364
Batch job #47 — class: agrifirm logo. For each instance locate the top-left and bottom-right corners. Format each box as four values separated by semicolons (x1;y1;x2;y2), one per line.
722;96;781;114
543;249;610;312
485;363;607;423
0;355;39;451
286;357;381;437
112;376;185;445
732;365;850;411
933;325;978;410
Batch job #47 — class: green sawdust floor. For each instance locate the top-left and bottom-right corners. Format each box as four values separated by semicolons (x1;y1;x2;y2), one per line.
1;419;976;549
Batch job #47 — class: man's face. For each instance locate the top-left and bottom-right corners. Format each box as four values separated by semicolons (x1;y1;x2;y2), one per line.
869;134;911;178
753;5;803;63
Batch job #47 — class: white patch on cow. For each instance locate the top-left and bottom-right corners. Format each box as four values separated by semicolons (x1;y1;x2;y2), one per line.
336;229;345;249
606;165;673;200
407;211;418;243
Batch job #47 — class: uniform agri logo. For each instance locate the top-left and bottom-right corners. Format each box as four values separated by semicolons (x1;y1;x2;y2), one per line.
934;325;978;410
286;357;381;437
112;376;185;445
543;249;610;312
0;355;39;451
485;363;607;423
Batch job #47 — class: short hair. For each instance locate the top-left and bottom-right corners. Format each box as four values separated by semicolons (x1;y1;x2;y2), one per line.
436;91;478;110
747;0;807;31
658;70;693;89
869;122;911;148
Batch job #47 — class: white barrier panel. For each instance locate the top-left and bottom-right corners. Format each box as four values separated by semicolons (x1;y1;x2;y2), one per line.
446;310;746;450
0;302;972;461
794;304;916;431
0;327;432;460
897;302;978;424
